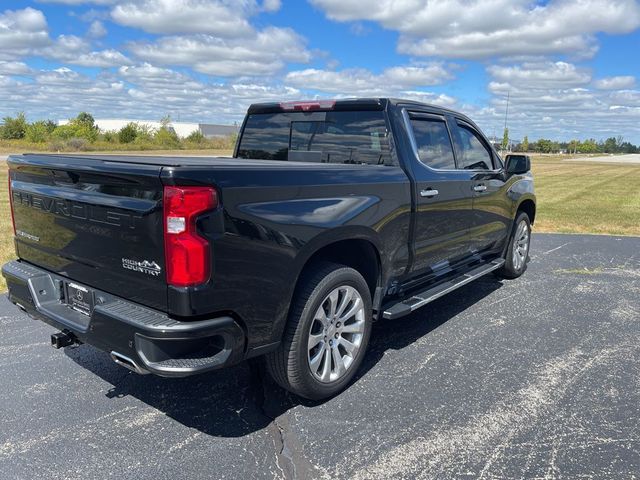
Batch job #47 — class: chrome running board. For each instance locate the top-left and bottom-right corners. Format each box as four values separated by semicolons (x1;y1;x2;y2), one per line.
383;259;505;320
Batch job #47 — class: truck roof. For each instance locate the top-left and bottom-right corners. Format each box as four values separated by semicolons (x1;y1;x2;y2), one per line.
247;97;475;125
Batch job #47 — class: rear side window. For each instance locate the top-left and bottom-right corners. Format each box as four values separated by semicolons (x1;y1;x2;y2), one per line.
409;118;456;170
237;111;391;165
236;113;290;160
453;124;494;170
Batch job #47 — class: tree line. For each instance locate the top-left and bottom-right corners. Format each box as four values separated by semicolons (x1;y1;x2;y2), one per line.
509;135;638;154
0;112;237;151
3;111;637;155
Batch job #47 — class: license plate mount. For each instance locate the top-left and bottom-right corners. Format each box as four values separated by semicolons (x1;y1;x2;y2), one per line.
65;282;95;316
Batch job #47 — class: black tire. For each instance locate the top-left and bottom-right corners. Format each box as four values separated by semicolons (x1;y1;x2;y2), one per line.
496;211;532;279
266;262;372;400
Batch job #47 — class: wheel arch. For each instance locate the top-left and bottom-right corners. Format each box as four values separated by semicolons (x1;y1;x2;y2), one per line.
297;238;381;297
270;229;383;344
517;198;536;224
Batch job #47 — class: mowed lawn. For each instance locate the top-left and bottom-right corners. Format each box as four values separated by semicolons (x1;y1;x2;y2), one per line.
532;155;640;235
0;161;11;291
0;153;638;291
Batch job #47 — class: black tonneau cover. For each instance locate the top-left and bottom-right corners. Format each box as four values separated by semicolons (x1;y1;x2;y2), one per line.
15;153;374;169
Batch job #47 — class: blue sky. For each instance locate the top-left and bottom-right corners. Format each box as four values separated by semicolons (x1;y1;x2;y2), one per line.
1;0;640;142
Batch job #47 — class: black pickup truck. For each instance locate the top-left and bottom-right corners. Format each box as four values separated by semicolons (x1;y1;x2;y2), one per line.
3;98;535;399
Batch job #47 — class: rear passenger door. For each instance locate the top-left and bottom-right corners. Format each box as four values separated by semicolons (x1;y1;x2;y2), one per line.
451;119;510;254
406;112;475;277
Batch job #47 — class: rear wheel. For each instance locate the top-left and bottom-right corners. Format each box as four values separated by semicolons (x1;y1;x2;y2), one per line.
266;262;372;400
496;211;531;279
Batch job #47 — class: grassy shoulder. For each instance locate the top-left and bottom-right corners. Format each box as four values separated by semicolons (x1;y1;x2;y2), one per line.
0;161;12;292
0;140;235;155
0;113;237;154
531;155;640;235
0;152;638;292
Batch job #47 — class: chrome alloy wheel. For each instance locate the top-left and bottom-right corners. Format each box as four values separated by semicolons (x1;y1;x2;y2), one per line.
307;285;366;383
512;220;530;271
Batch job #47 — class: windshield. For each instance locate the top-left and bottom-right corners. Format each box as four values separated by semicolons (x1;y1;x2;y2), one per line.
236;110;391;165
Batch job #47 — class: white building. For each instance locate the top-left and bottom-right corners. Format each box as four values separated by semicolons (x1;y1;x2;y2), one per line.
58;119;237;139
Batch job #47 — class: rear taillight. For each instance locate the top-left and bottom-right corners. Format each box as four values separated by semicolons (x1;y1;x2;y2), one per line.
163;186;217;287
8;174;15;235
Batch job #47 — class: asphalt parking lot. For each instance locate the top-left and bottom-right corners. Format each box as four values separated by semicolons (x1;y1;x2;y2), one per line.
1;233;639;479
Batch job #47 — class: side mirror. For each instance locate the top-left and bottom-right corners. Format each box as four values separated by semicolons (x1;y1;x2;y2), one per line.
505;154;531;175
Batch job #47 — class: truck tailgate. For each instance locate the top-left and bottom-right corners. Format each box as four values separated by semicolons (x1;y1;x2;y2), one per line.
8;154;168;311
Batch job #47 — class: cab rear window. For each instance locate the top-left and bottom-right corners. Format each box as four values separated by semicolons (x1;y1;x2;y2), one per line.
237;111;391;165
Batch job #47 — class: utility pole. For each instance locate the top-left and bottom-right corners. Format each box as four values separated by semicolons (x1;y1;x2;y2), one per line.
502;91;510;154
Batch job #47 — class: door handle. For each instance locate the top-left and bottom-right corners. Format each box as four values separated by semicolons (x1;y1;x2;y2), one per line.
420;189;439;198
473;185;487;192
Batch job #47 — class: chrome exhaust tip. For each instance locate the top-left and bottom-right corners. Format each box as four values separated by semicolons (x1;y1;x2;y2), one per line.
110;351;149;375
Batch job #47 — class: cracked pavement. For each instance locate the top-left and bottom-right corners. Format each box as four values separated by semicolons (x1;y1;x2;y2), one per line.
1;233;639;479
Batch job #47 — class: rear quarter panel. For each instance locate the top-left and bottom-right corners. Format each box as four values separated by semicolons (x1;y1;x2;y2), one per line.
161;163;411;349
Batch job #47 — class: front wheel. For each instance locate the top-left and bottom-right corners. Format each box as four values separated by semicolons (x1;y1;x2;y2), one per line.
496;212;531;279
266;262;372;400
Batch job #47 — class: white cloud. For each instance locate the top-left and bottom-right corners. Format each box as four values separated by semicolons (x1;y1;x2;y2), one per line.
400;91;457;107
285;64;453;95
261;0;281;12
0;7;50;57
468;60;640;142
283;65;457;108
488;62;591;89
0;63;303;123
118;63;203;90
42;34;132;67
486;62;599;121
111;0;310;77
384;65;452;86
129;27;310;76
87;20;107;38
0;75;19;88
594;75;636;90
36;0;118;4
311;0;640;59
39;34;85;61
0;60;32;75
398;32;599;60
486;62;595;106
111;0;258;35
36;66;89;85
73;49;132;68
608;90;640;106
0;8;129;67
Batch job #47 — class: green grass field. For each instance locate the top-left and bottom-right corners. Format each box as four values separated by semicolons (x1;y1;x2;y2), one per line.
0;152;638;291
531;156;640;235
0;161;12;292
